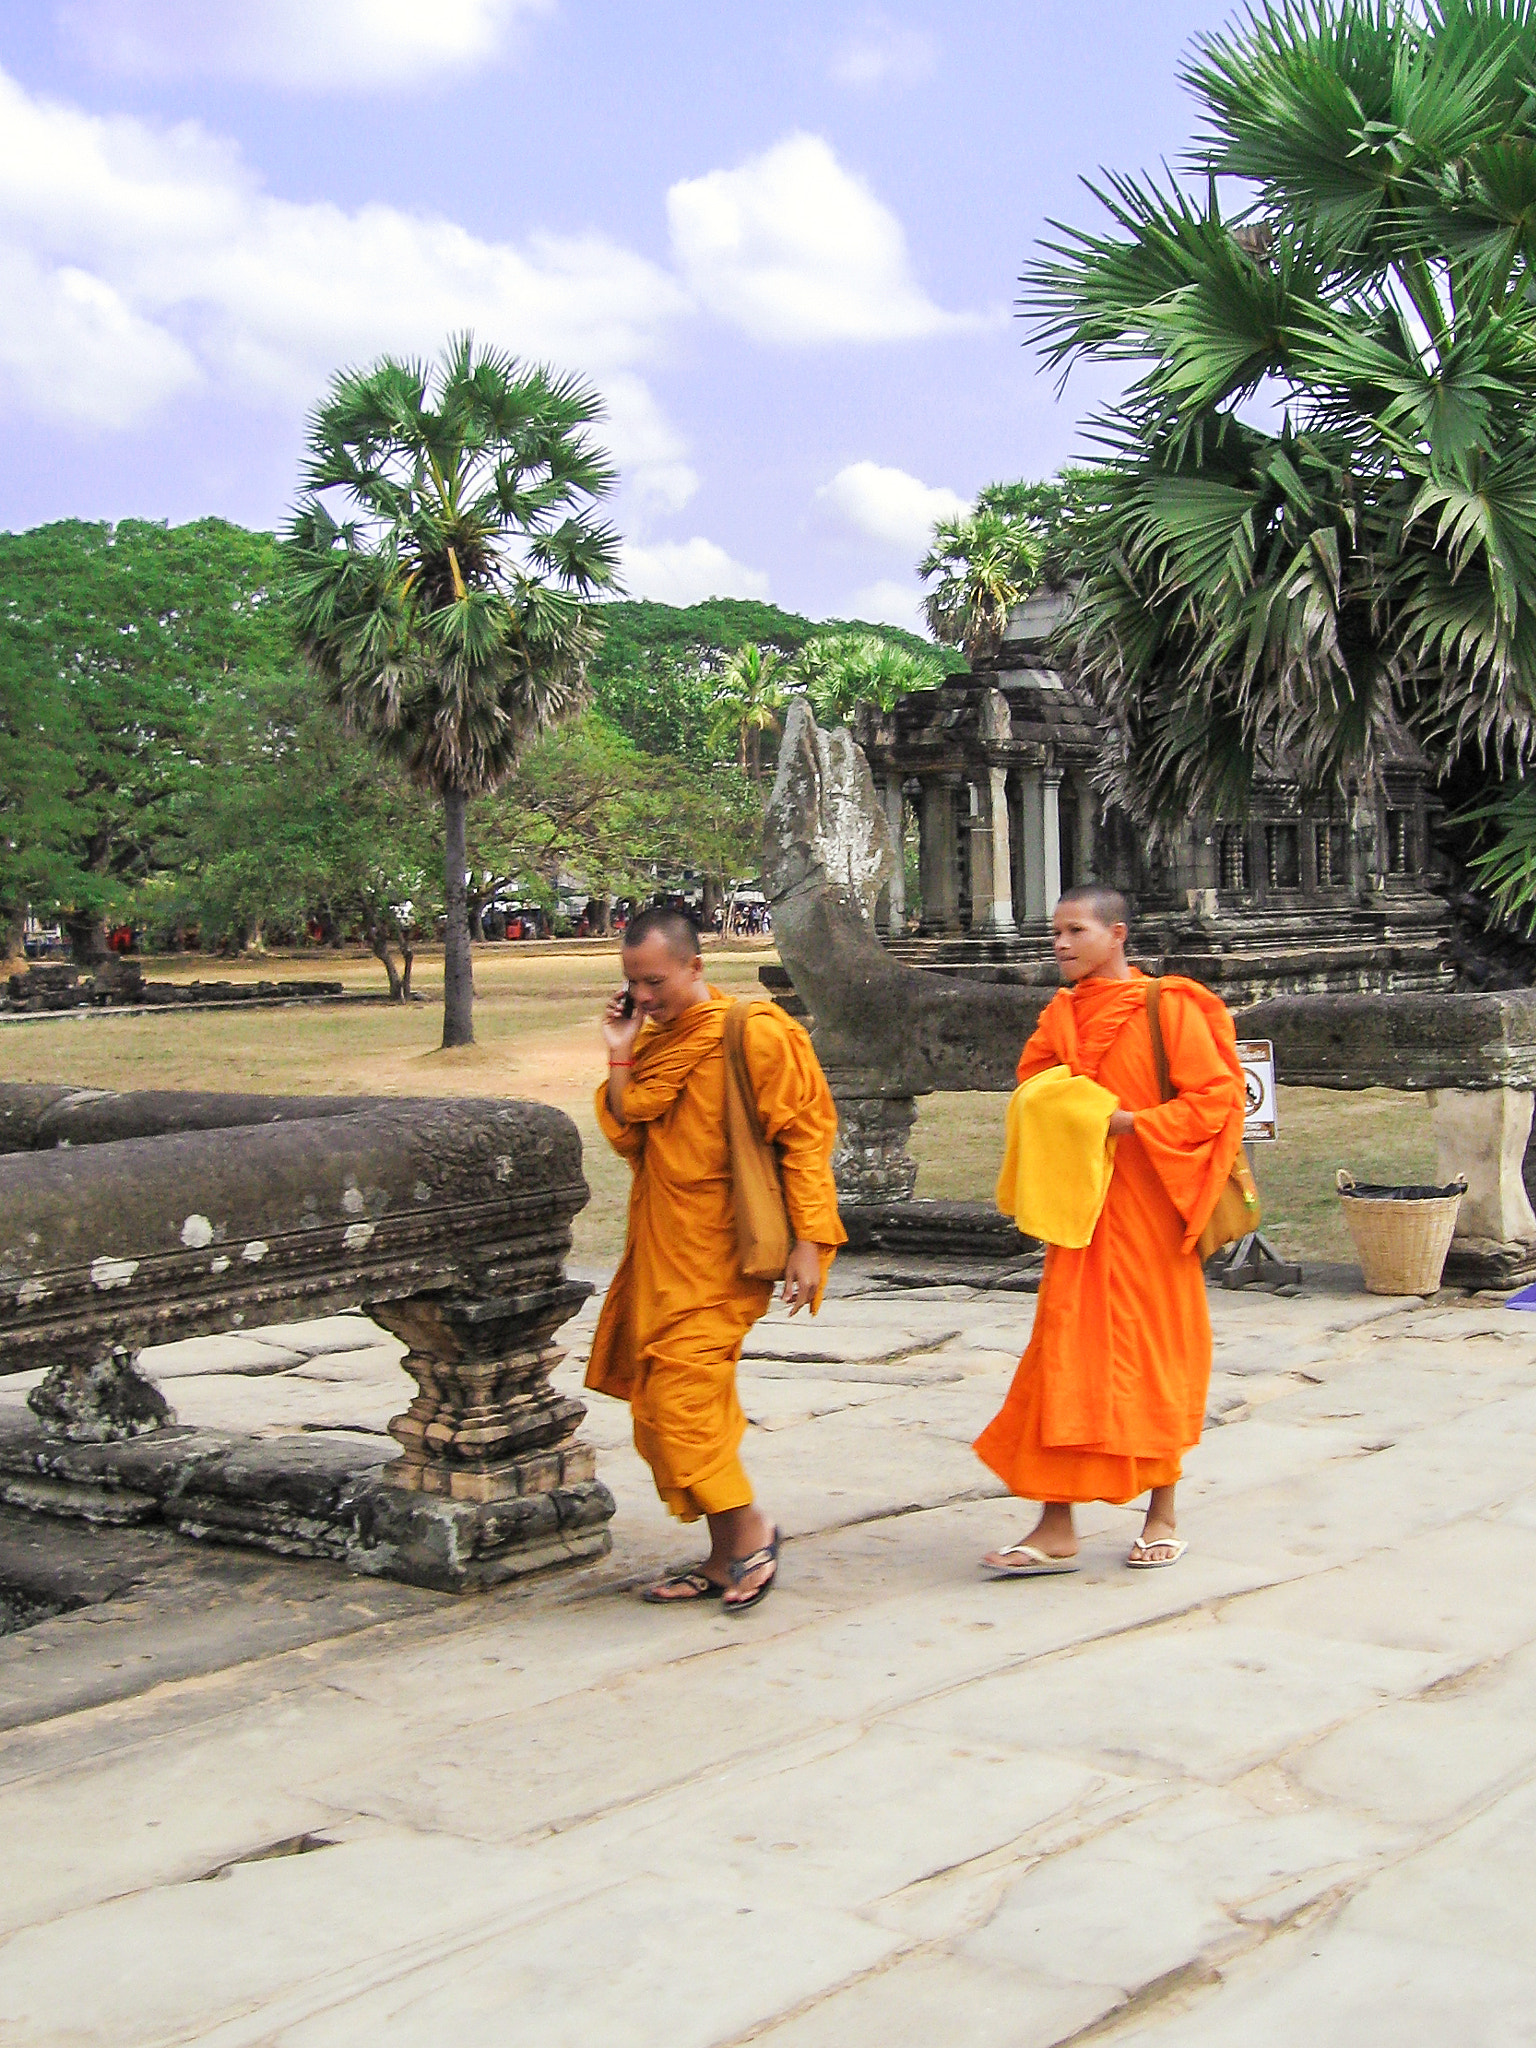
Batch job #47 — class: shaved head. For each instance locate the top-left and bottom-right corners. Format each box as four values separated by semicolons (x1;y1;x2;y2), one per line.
1055;884;1130;932
622;905;702;961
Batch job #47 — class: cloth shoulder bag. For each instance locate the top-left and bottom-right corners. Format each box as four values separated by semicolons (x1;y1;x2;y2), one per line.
721;1000;793;1280
1145;979;1260;1261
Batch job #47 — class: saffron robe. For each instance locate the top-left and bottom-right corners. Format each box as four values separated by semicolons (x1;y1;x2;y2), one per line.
974;970;1245;1506
586;992;845;1521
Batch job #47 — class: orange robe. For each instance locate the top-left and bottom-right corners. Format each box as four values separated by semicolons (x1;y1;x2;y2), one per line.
586;991;845;1521
975;970;1244;1506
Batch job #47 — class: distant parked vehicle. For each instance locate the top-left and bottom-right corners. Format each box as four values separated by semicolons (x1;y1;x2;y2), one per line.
22;922;67;961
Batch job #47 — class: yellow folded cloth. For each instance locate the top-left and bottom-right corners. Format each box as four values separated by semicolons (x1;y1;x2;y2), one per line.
995;1063;1120;1248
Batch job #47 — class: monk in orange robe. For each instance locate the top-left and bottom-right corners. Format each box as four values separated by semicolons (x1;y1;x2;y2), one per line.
587;905;845;1610
975;885;1244;1573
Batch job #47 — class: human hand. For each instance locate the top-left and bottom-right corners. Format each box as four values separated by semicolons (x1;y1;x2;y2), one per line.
780;1239;821;1316
601;989;642;1062
1108;1109;1136;1137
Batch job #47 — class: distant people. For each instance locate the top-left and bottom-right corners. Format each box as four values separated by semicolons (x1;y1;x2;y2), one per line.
975;886;1245;1575
587;906;844;1611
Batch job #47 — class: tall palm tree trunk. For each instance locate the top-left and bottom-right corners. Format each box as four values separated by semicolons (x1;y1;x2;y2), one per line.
442;786;474;1047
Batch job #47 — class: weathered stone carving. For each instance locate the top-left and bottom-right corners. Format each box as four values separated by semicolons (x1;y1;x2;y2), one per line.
29;1348;175;1443
0;1084;614;1586
763;700;1049;1204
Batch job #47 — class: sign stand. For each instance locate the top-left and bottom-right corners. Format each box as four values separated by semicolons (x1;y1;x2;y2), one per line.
1215;1230;1302;1291
1213;1041;1302;1290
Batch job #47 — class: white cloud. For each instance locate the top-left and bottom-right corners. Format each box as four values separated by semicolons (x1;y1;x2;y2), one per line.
818;460;968;556
0;243;199;426
619;538;770;607
0;65;694;504
847;577;928;635
58;0;552;91
667;133;975;345
829;14;936;90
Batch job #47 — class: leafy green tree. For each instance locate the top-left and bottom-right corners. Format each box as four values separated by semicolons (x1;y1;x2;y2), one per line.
919;507;1044;663
590;649;722;763
466;711;761;928
0;519;284;958
164;667;441;995
1021;0;1536;890
282;334;621;1045
708;643;786;781
466;712;669;922
790;630;948;726
589;597;964;759
974;470;1099;583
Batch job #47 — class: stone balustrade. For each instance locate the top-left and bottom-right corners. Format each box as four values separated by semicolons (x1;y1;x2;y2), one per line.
0;1083;614;1588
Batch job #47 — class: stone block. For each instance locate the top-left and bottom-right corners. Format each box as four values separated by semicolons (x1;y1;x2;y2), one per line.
1427;1084;1536;1287
27;1350;175;1442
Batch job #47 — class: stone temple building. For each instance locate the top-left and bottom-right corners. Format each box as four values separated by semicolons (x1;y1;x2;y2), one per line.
853;591;1454;1007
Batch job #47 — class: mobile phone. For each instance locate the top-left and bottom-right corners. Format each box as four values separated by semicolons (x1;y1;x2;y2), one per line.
619;989;635;1018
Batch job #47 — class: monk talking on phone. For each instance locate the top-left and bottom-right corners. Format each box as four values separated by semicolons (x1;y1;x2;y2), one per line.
586;906;844;1611
975;885;1245;1574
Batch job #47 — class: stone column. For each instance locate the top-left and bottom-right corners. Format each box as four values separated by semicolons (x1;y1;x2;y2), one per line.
986;765;1015;933
919;777;962;933
1430;1087;1536;1286
1076;782;1096;885
1043;772;1063;915
885;782;906;933
825;1076;920;1205
967;782;996;933
373;1277;598;1505
1018;769;1048;922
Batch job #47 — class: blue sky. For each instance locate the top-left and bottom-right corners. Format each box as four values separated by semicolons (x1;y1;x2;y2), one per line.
1;0;1227;628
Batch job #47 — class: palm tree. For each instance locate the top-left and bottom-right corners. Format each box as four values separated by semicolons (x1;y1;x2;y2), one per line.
709;644;786;783
1021;1;1536;900
919;508;1044;663
282;334;620;1045
791;630;947;726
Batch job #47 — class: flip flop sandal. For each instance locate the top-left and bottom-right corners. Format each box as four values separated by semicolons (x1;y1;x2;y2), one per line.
983;1543;1081;1579
1127;1536;1188;1569
641;1570;725;1604
723;1527;780;1614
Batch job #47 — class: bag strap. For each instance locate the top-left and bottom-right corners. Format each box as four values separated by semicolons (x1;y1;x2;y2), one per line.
722;1000;771;1145
1145;979;1174;1103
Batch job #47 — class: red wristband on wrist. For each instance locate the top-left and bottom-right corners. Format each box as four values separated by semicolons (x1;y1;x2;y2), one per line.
609;1059;633;1068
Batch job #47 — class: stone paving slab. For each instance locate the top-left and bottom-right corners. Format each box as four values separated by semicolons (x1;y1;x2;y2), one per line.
4;1264;1536;2042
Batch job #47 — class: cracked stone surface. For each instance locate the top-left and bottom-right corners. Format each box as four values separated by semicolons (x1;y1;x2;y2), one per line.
3;1262;1536;2043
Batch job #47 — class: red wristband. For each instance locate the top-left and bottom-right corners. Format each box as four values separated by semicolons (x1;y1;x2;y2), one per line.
608;1059;633;1068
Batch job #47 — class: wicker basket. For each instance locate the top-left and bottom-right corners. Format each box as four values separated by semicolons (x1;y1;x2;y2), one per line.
1336;1170;1467;1296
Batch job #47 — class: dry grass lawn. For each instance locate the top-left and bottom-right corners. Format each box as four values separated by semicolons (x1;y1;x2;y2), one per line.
3;942;1434;1270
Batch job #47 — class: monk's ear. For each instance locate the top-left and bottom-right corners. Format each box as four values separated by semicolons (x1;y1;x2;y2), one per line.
1111;922;1129;946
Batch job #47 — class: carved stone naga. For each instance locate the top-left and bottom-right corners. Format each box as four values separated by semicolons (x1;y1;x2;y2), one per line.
762;698;1048;1205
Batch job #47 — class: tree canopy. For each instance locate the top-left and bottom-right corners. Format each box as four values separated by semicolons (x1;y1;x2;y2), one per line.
282;335;622;1042
0;518;287;950
1021;0;1536;886
4;517;931;973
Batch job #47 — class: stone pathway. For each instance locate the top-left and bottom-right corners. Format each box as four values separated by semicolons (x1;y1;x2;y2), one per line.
3;1266;1536;2043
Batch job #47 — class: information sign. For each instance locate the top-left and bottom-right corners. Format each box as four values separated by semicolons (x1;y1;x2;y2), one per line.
1236;1040;1277;1142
